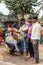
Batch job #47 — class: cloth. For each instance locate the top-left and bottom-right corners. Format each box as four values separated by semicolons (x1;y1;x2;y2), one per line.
0;32;3;42
18;39;24;52
27;23;32;38
3;29;7;42
27;38;34;57
19;22;29;31
18;29;24;40
40;36;43;44
40;28;43;36
5;33;19;52
33;40;39;63
31;22;41;40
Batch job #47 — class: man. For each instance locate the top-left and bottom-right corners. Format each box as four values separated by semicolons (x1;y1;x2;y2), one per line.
31;15;41;63
18;18;26;55
27;16;34;58
5;31;19;55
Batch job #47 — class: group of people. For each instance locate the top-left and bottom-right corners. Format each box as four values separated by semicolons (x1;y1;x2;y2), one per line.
0;15;43;64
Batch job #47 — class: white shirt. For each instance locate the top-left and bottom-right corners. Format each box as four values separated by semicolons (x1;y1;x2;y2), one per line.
19;22;29;31
19;22;29;39
31;22;41;40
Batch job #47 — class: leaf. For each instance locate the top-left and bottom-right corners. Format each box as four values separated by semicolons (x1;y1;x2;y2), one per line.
4;0;38;16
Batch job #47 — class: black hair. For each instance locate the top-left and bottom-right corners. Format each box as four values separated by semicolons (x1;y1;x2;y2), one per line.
28;14;33;19
32;15;38;19
20;18;25;21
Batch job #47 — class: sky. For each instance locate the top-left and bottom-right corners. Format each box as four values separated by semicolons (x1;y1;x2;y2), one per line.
0;0;43;18
0;2;9;15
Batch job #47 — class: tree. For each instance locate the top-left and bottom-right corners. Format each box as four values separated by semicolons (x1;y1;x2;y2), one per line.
4;0;38;17
0;12;3;15
39;15;43;22
0;0;2;2
36;0;43;13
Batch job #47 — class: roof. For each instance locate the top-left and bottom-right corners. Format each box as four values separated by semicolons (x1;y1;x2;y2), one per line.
0;15;16;22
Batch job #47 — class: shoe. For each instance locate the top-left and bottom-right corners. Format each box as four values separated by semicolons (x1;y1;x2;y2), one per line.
30;57;34;60
33;61;39;64
25;55;30;58
35;61;39;63
30;54;34;59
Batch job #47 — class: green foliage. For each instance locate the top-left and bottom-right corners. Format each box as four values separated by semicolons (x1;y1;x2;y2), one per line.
39;15;43;22
4;0;38;16
0;0;2;3
0;12;3;15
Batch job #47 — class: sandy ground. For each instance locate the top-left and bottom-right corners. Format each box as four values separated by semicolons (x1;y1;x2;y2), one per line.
0;44;43;65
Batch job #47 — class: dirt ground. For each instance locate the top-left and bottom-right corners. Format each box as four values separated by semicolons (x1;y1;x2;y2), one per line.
0;44;43;65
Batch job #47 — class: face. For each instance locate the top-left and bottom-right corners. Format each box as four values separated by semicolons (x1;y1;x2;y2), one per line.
28;19;32;23
32;18;37;23
21;21;25;26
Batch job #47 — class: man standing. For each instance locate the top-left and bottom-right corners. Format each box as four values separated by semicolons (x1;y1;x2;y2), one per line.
31;15;41;63
27;16;34;58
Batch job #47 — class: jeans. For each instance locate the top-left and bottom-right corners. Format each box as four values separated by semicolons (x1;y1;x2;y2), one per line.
6;38;19;52
24;32;28;53
33;40;39;63
18;39;24;53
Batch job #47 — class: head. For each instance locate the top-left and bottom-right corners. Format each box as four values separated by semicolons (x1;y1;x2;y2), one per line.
28;17;32;23
20;18;25;26
28;15;32;23
32;15;38;23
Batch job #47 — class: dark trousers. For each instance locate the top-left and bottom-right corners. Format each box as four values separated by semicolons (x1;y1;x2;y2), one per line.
10;47;15;55
6;42;15;55
27;38;34;57
18;39;24;52
33;40;39;63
